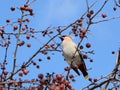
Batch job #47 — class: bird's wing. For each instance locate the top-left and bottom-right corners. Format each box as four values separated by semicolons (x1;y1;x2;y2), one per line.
76;46;87;71
71;66;80;75
74;45;85;63
74;45;88;78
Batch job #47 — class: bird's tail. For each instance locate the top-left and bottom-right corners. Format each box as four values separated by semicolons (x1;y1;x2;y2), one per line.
79;63;89;79
81;70;88;79
84;74;89;79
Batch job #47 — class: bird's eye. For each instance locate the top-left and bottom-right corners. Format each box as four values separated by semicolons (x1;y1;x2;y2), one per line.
62;35;67;38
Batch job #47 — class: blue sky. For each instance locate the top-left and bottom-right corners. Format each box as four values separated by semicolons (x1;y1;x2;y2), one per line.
0;0;120;89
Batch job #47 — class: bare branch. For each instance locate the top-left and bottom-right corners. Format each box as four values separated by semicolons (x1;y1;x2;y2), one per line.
114;0;120;7
10;11;25;79
92;16;120;24
91;0;108;19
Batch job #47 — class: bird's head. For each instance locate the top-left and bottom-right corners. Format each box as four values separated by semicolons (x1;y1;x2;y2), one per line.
59;35;72;41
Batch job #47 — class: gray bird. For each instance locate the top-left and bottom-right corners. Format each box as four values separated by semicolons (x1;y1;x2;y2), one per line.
59;35;88;78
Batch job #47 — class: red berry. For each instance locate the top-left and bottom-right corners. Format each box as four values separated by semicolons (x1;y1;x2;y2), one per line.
64;67;70;71
67;84;72;89
6;19;10;23
26;35;30;39
25;18;30;22
69;74;74;78
0;85;4;89
38;73;44;79
13;26;18;30
47;56;51;60
82;30;87;35
42;51;48;55
89;59;93;62
18;41;25;46
30;29;34;33
38;58;42;62
83;54;87;59
80;45;84;49
3;71;8;75
27;43;31;47
36;65;40;69
86;42;91;48
112;51;115;54
22;27;25;31
72;27;77;32
75;33;78;36
25;7;29;11
50;44;55;47
20;6;26;10
64;79;69;85
18;72;23;77
40;79;45;84
28;8;33;12
14;82;19;87
24;4;28;7
0;31;3;36
10;6;15;11
88;78;92;82
52;78;56;83
77;18;82;22
90;10;94;15
8;35;10;40
22;69;28;75
37;85;43;90
32;62;36;65
87;13;91;18
8;80;13;86
18;18;22;22
30;12;34;16
79;33;84;38
102;13;107;18
49;30;53;34
77;21;82;26
56;74;62;80
93;78;98;82
60;84;65;89
49;85;56;90
45;44;50;49
57;27;61;33
113;7;117;11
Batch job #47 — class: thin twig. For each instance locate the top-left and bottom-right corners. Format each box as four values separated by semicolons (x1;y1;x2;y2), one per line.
92;16;120;24
10;11;24;79
91;0;108;19
114;0;120;7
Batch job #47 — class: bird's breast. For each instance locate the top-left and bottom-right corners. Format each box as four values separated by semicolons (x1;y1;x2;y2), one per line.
62;46;75;57
62;45;82;65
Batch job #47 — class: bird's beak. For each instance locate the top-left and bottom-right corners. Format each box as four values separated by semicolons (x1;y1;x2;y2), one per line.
58;35;63;41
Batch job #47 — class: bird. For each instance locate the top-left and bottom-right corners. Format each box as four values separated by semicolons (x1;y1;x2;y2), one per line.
59;35;88;78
